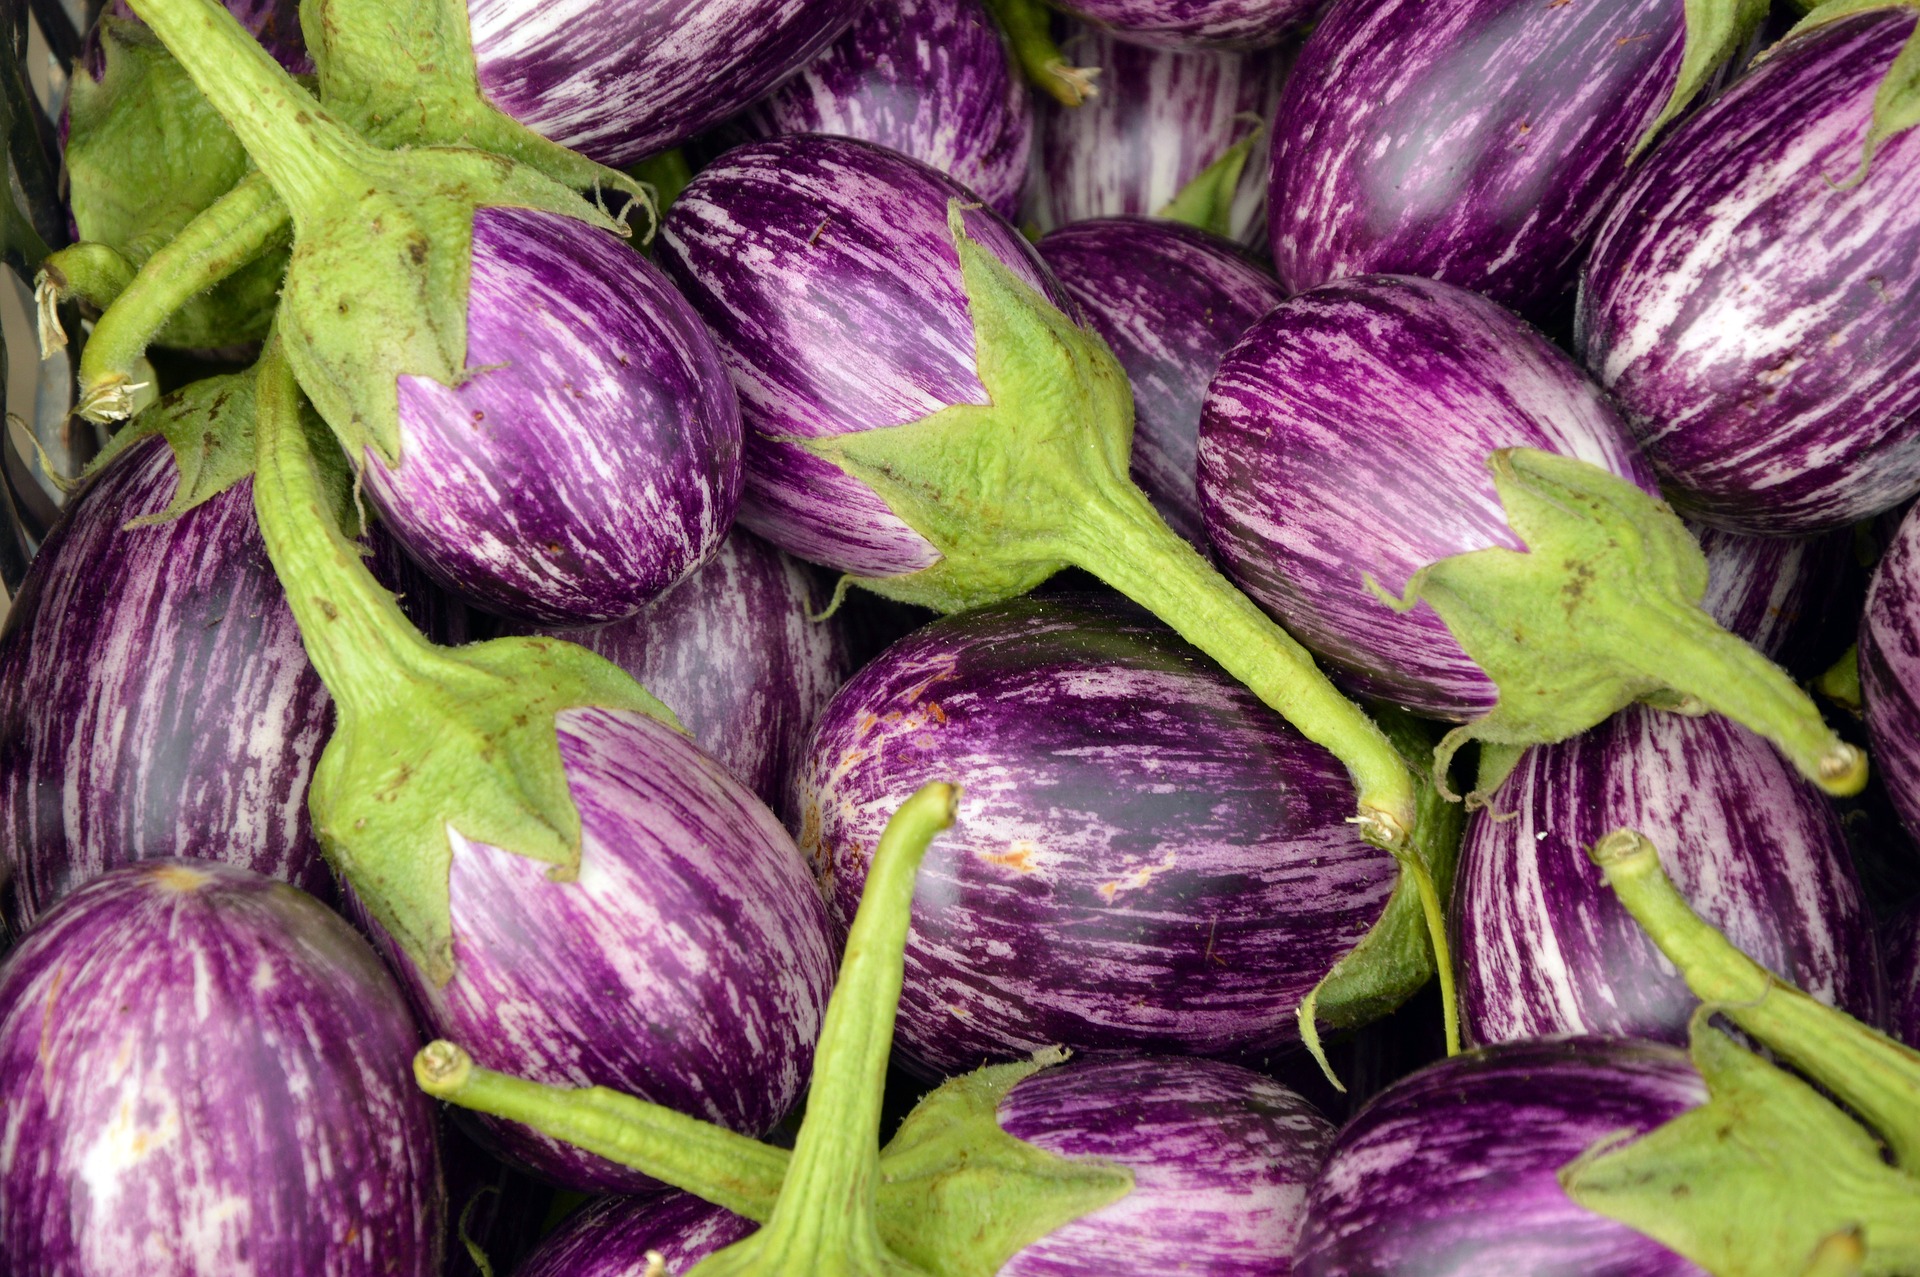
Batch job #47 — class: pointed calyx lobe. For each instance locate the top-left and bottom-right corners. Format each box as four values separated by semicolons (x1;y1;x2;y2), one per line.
810;201;1418;850
249;341;672;984
1636;0;1771;157
1371;448;1863;800
1780;0;1920;180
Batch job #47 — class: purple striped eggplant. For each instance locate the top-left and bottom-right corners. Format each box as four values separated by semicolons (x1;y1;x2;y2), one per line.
516;1193;756;1277
1197;272;1861;799
1048;0;1315;50
1577;9;1920;534
1266;0;1715;323
1453;704;1880;1048
517;529;854;823
1863;500;1920;845
1889;898;1920;1050
0;860;443;1274
795;593;1399;1074
731;0;1033;219
0;427;330;937
1292;1036;1707;1277
1694;521;1853;669
1036;217;1283;549
1025;24;1286;248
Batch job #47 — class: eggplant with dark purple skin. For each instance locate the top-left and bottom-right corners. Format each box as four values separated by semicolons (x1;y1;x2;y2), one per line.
1047;0;1316;50
795;593;1437;1075
0;860;444;1274
732;0;1033;220
655;132;1422;863
1577;7;1920;534
1889;898;1920;1050
1453;705;1880;1048
1292;1036;1709;1277
1265;0;1763;324
416;784;1340;1276
1862;499;1920;846
1196;272;1862;800
1025;24;1286;248
520;529;855;822
1036;217;1283;550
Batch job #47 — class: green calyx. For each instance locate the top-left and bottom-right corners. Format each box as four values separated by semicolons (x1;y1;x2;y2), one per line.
415;784;1133;1276
1634;0;1770;160
1778;0;1920;183
981;0;1098;107
1369;448;1864;802
807;201;1418;850
1560;830;1920;1275
82;367;260;524
1815;644;1864;715
1155;118;1262;241
250;338;674;984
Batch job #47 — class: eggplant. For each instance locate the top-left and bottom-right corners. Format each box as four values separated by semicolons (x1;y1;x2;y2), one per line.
1046;0;1315;51
1266;0;1722;324
1577;9;1920;534
1036;217;1283;549
1890;898;1920;1050
1453;705;1880;1048
1863;499;1920;846
0;861;443;1274
657;131;1423;859
1025;23;1285;248
795;593;1401;1075
520;529;854;823
1694;521;1853;669
732;0;1033;219
0;425;329;936
1291;1036;1707;1277
1196;272;1860;799
516;1192;756;1276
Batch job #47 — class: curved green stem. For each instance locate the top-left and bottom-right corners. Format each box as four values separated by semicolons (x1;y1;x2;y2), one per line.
1400;847;1458;1055
1590;829;1920;1169
414;1041;789;1221
33;243;136;357
981;0;1098;107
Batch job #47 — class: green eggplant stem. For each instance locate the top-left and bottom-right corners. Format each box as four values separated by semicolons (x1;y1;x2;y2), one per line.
1401;847;1460;1055
981;0;1098;106
33;243;136;357
1589;828;1920;1169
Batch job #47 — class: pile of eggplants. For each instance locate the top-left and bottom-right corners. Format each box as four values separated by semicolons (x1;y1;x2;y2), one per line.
2;0;1919;1270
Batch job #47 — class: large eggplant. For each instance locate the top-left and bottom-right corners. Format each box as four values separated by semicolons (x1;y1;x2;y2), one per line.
1047;0;1315;50
733;0;1032;219
1291;1036;1706;1277
1577;9;1920;533
795;593;1399;1074
1266;0;1692;323
1036;217;1283;549
1864;500;1920;844
0;861;443;1274
1025;24;1285;249
521;529;854;822
1453;705;1880;1047
0;430;330;936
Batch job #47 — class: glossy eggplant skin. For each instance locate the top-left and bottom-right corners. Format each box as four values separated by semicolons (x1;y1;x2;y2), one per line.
1036;217;1283;550
0;435;331;937
0;861;443;1275
795;593;1397;1076
1578;11;1920;534
1292;1037;1707;1277
514;1191;756;1277
1865;501;1920;847
1048;0;1316;51
1267;0;1684;324
1197;273;1652;719
1888;898;1920;1050
1454;705;1881;1048
1026;24;1286;249
734;0;1032;219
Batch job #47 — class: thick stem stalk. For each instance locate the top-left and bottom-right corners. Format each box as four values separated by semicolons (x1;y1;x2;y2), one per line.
981;0;1097;106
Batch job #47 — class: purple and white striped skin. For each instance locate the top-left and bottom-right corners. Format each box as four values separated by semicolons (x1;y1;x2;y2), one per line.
1036;217;1284;550
1048;0;1317;50
995;1057;1333;1275
516;1192;756;1277
466;0;864;165
655;135;1062;579
0;434;330;937
520;528;855;823
1197;273;1655;719
732;0;1033;220
1863;500;1920;846
360;206;742;627
1292;1036;1706;1277
1887;898;1920;1050
1577;10;1920;534
0;861;443;1274
1694;521;1853;668
1266;0;1686;324
1025;24;1286;249
360;707;836;1192
795;593;1398;1075
1453;705;1881;1049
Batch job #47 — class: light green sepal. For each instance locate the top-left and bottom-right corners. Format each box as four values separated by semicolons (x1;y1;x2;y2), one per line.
1561;1012;1920;1276
1634;0;1770;159
1369;448;1864;800
1815;644;1864;714
1778;0;1920;183
84;370;259;525
1155;124;1261;240
876;1052;1134;1277
801;201;1135;614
